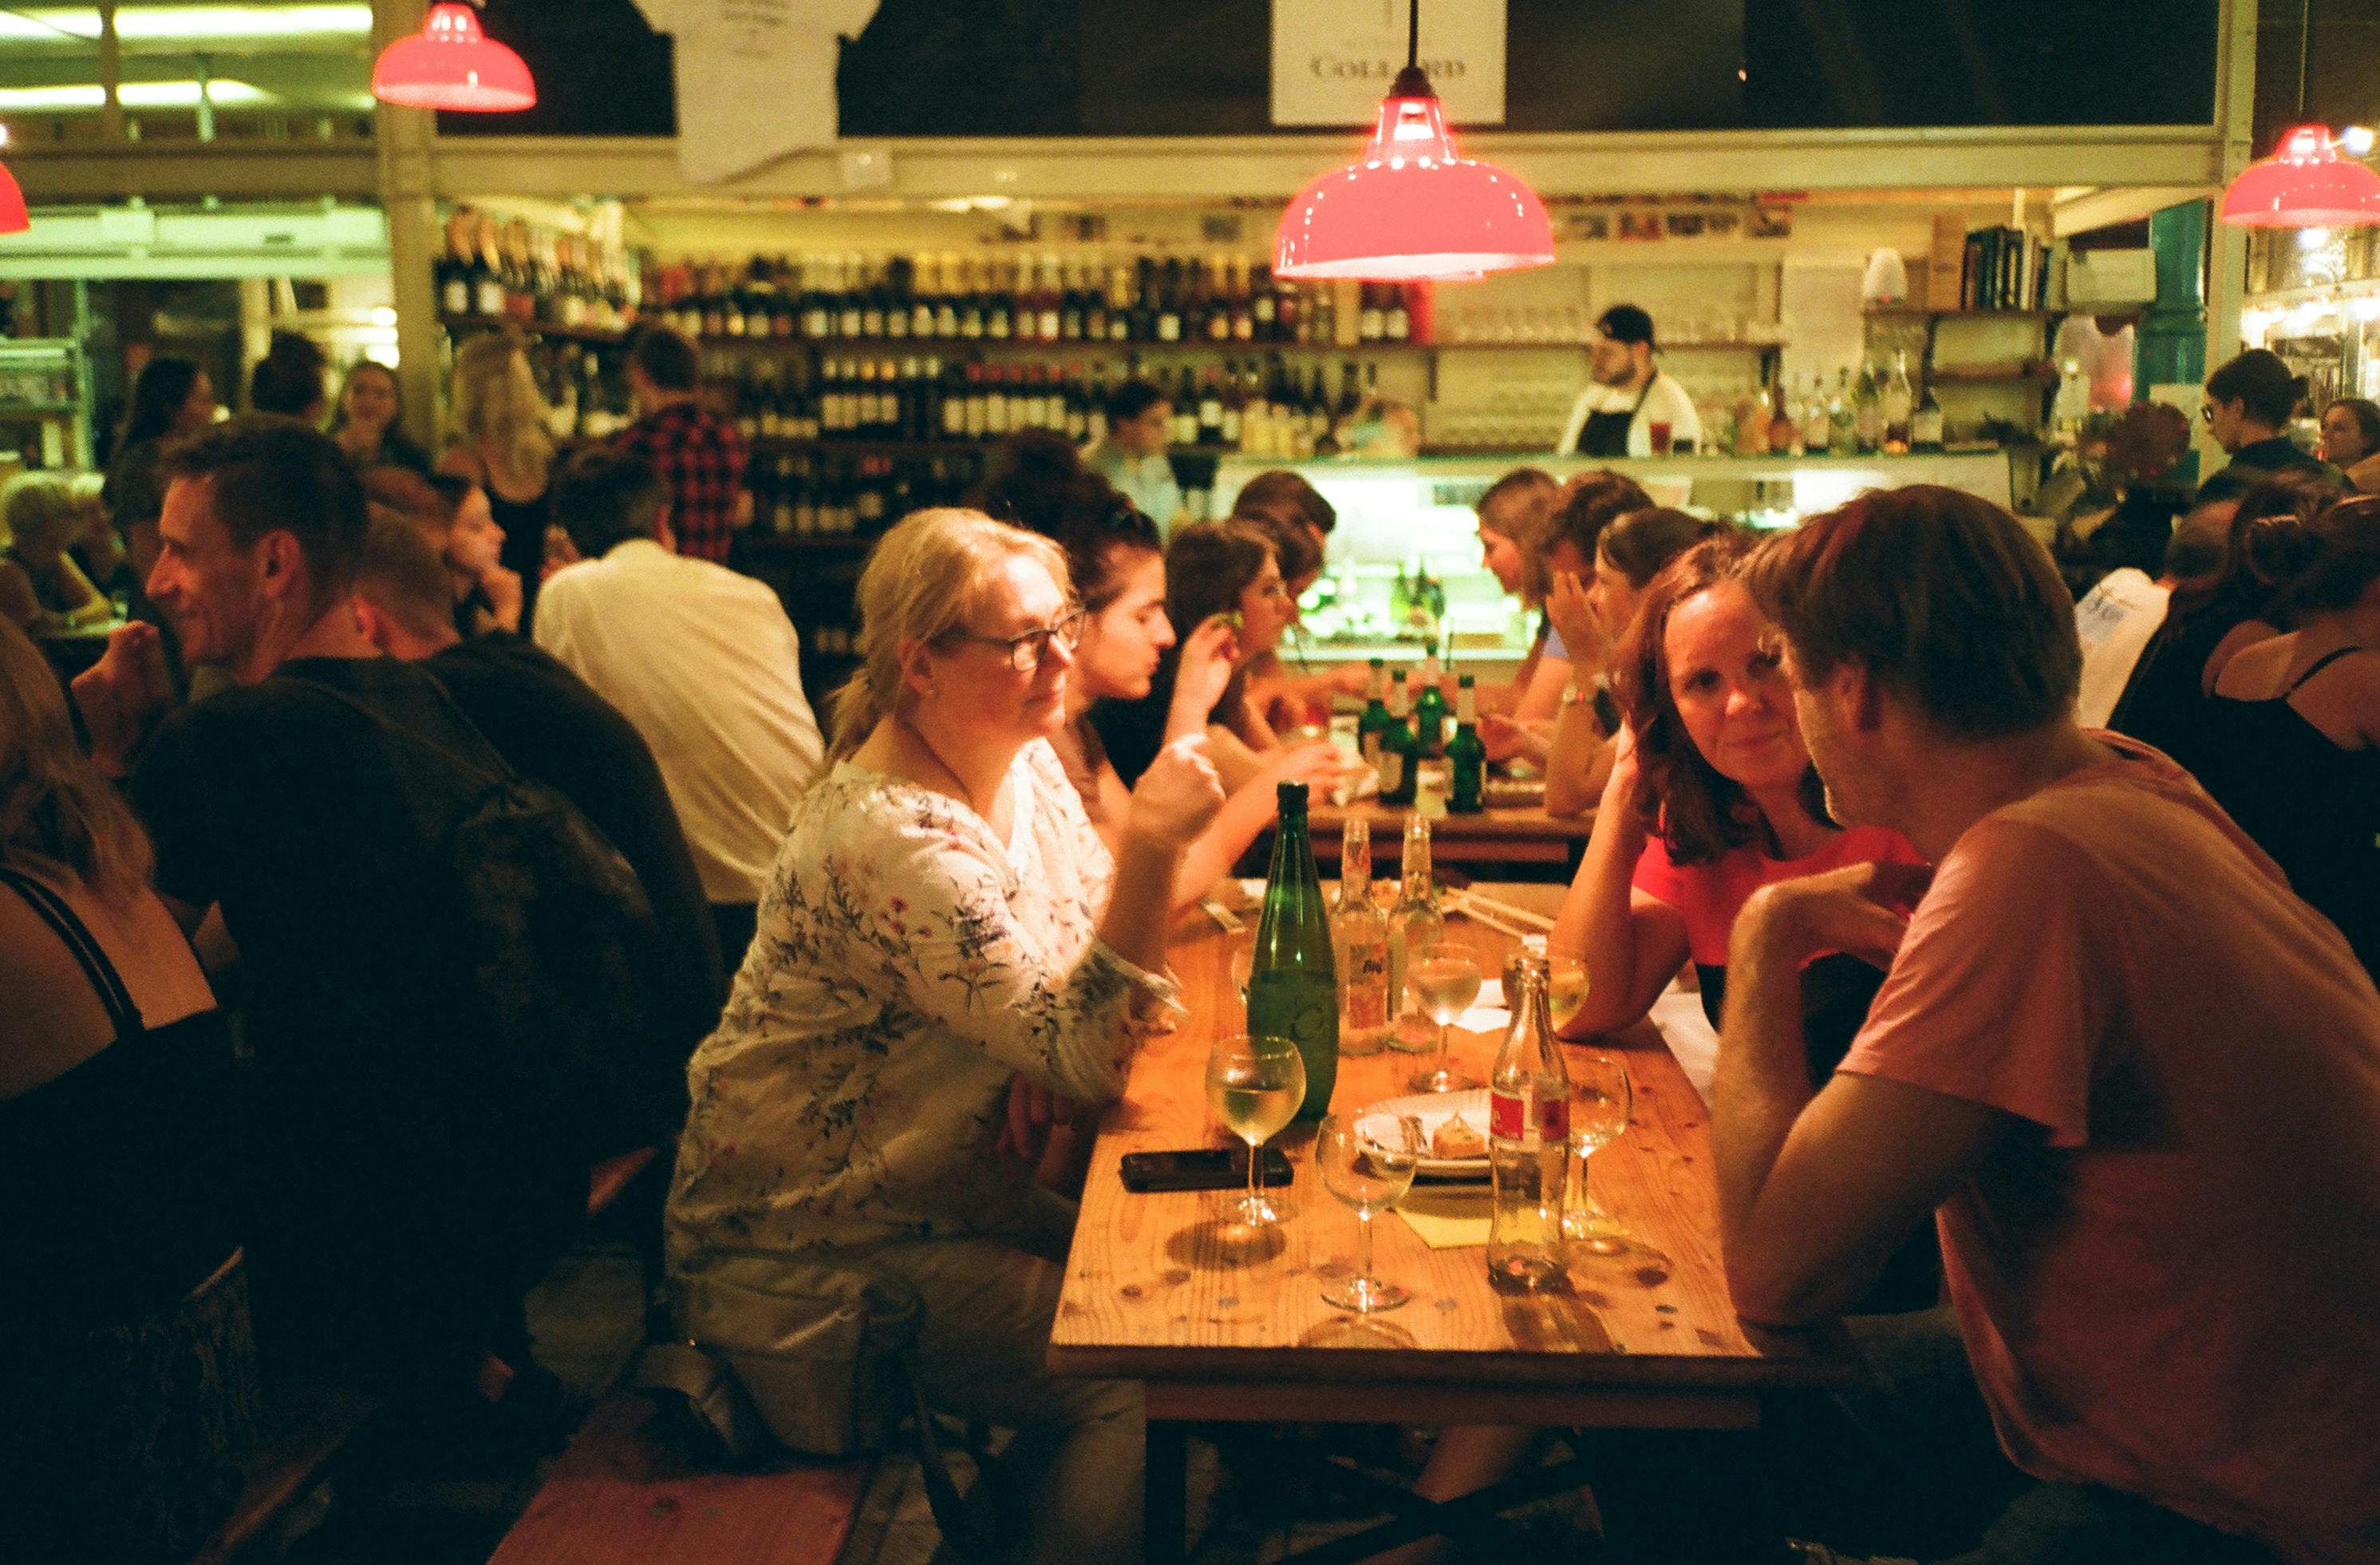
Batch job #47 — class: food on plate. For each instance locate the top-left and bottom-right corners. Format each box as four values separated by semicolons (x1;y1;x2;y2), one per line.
1431;1114;1486;1160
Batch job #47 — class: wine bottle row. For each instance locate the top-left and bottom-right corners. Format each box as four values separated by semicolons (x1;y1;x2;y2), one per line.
649;251;1418;349
436;205;641;334
747;451;984;541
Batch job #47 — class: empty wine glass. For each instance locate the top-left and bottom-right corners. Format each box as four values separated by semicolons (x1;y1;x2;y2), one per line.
1206;1031;1306;1227
1561;1049;1633;1254
1316;1112;1423;1312
1405;941;1482;1094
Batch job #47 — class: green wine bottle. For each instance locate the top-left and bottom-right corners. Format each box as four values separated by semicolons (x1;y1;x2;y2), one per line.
1379;669;1419;806
1248;781;1339;1122
1411;643;1449;761
1356;657;1392;773
1448;673;1486;813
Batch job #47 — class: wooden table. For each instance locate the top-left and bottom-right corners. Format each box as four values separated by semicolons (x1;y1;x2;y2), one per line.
1048;882;1853;1563
1302;797;1596;871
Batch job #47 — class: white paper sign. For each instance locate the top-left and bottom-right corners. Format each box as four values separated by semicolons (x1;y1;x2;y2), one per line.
633;0;880;184
1271;0;1506;128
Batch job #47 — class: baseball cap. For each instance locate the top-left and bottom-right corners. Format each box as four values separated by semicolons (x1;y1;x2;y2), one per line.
1596;304;1656;348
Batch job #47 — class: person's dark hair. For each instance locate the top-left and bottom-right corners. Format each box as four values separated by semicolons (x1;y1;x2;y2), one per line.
2274;495;2380;618
359;466;468;534
966;430;1088;534
1598;508;1729;589
1164;519;1274;635
160;416;369;613
1597;304;1656;348
1231;468;1336;537
1743;484;2081;742
2204;348;2307;430
1049;485;1160;612
117;355;203;451
1477;467;1561;604
1229;502;1324;589
1105;376;1169;425
2165;467;2343;636
2162;499;2234;581
1547;470;1655;565
1615;534;1828;865
2322;396;2380;460
550;447;669;560
626;323;701;393
353;513;460;642
249;330;328;420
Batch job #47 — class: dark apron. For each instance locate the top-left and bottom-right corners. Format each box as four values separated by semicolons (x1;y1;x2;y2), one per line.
1575;377;1656;457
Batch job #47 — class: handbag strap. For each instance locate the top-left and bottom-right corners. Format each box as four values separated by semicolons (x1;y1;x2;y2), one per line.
281;666;520;790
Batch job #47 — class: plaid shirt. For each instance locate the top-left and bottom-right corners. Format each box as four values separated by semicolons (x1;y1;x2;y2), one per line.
614;401;748;565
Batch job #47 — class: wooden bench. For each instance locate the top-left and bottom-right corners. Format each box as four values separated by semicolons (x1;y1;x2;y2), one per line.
485;1392;873;1565
189;1382;383;1565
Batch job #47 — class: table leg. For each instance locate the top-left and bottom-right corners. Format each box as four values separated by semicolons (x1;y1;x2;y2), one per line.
1146;1419;1188;1565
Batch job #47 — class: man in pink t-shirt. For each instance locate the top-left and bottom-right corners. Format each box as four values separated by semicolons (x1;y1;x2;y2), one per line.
1719;486;2380;1565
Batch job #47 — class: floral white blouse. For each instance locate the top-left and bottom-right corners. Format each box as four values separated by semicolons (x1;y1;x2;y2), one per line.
665;739;1175;1266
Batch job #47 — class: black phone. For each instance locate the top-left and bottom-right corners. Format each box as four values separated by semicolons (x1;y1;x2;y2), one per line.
1119;1147;1294;1193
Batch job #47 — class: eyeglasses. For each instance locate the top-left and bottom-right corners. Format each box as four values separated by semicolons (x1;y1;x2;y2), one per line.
948;607;1088;672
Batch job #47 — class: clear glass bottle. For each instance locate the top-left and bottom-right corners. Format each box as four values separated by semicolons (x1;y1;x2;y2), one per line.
1386;811;1445;1051
1332;817;1392;1057
1487;954;1571;1292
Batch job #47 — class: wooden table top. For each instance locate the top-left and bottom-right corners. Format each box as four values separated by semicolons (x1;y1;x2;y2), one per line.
1048;883;1853;1419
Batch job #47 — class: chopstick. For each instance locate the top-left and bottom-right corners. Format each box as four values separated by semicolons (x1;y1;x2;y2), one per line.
1452;890;1557;933
1445;893;1533;940
1198;897;1246;936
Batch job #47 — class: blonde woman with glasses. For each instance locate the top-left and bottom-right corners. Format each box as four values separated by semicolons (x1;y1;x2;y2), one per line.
666;507;1222;1565
438;333;556;625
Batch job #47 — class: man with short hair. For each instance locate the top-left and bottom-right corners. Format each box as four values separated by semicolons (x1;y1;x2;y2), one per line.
70;416;586;1407
1554;304;1703;458
1718;484;2380;1564
1086;376;1181;530
535;447;823;968
2073;495;2235;727
613;322;750;565
351;513;724;1137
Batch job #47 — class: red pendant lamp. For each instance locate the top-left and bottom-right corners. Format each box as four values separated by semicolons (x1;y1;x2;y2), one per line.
0;126;27;237
2220;0;2380;227
1274;0;1553;282
372;2;535;113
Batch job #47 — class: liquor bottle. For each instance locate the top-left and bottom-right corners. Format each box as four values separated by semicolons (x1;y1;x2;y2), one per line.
1828;368;1857;454
438;214;473;317
1447;675;1486;814
1332;816;1392;1057
1386;810;1445;1044
1196;368;1225;446
1801;372;1833;453
1377;669;1418;806
1247;781;1339;1122
1487;954;1571;1291
1912;382;1945;451
1852;360;1884;454
1356;658;1392;775
1768;375;1802;455
1411;644;1449;761
1881;351;1915;453
1384;283;1411;342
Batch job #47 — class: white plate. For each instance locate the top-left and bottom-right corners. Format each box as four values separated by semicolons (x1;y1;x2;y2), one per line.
1357;1087;1491;1181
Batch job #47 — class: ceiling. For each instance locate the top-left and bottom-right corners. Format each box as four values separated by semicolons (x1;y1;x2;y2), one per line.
0;3;373;120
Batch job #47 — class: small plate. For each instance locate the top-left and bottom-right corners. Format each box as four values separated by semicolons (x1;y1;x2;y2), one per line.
1357;1087;1492;1181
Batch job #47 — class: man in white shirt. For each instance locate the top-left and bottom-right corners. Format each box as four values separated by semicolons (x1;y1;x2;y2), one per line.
1555;304;1703;459
535;447;824;969
2073;495;2232;727
1085;376;1182;530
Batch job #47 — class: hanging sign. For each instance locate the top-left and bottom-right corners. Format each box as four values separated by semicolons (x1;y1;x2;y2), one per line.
633;0;879;183
1270;0;1506;127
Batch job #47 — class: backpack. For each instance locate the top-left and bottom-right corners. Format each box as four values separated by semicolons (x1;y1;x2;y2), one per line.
292;674;677;1165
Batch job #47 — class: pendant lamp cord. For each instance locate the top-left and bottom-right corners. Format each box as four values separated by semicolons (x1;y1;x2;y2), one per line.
2297;0;2311;120
1407;0;1419;70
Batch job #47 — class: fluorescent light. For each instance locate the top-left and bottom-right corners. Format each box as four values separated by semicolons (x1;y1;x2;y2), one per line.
0;80;274;110
0;6;371;44
2345;125;2377;157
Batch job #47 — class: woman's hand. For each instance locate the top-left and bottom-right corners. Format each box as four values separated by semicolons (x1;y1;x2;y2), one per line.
1261;738;1348;794
480;563;524;633
1478;712;1529;763
997;1073;1062;1163
1127;732;1226;848
1546;568;1608;670
1167;614;1238;735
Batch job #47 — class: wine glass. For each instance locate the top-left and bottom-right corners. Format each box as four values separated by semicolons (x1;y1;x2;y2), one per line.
1206;1032;1306;1227
1316;1112;1423;1312
1405;941;1482;1094
1561;1049;1633;1254
1548;959;1589;1035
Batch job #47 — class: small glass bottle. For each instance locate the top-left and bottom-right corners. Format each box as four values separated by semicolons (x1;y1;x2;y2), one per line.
1386;811;1445;1051
1487;955;1570;1292
1332;817;1392;1057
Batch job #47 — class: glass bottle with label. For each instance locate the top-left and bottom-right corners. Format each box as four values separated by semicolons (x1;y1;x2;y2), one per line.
1356;657;1392;775
1246;782;1339;1122
1378;670;1418;806
1487;954;1570;1292
1447;674;1486;814
1332;817;1391;1057
1411;644;1449;761
1385;811;1445;1051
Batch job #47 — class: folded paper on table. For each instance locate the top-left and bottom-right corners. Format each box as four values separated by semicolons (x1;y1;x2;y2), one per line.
1394;1185;1493;1249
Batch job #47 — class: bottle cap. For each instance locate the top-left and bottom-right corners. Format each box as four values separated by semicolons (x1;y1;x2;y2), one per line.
1276;780;1308;811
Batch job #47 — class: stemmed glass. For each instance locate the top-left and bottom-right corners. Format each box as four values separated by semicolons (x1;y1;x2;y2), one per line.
1405;941;1482;1094
1561;1049;1633;1254
1316;1112;1423;1312
1548;959;1589;1035
1206;1032;1306;1227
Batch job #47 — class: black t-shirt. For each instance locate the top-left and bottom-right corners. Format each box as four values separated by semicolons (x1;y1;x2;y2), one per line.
427;633;725;1101
127;656;575;1383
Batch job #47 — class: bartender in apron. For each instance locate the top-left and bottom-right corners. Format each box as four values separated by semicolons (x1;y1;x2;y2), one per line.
1555;305;1704;458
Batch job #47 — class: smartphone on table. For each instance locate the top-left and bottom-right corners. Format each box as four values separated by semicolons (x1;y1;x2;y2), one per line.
1119;1146;1293;1193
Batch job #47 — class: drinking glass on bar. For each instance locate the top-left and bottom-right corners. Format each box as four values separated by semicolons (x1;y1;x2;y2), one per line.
1206;1031;1305;1227
1316;1111;1423;1312
1548;959;1589;1035
1561;1048;1633;1254
1405;940;1482;1094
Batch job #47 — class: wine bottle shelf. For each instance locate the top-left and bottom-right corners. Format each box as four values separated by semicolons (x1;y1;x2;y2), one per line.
440;313;630;345
748;436;981;456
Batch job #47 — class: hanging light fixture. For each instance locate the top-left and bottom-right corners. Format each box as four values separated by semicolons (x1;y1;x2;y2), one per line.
0;125;26;236
2220;0;2380;227
1274;0;1553;281
372;2;535;113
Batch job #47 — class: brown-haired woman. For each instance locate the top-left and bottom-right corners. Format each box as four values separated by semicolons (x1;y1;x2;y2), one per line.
0;617;252;1564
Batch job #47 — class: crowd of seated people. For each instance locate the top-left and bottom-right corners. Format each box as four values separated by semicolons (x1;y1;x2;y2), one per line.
8;322;2380;1565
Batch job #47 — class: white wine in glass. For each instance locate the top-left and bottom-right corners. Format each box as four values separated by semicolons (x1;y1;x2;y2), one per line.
1549;960;1589;1033
1316;1113;1423;1312
1561;1050;1633;1252
1206;1032;1305;1227
1406;943;1482;1094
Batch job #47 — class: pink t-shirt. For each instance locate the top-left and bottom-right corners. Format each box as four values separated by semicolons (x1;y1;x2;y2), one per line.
1633;823;1928;966
1841;735;2380;1565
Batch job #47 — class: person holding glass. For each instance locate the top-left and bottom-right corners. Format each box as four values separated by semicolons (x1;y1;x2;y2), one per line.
1548;533;1938;1311
328;360;433;476
665;507;1223;1565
